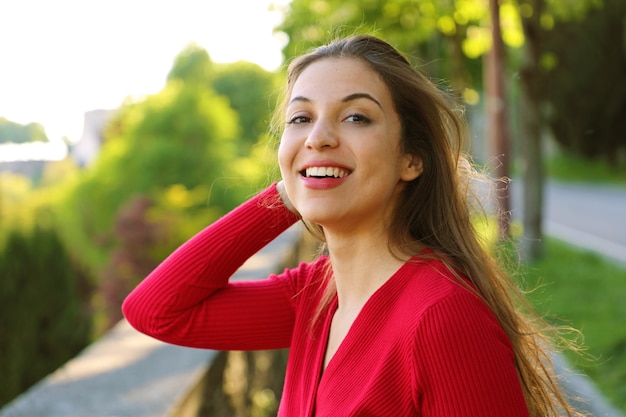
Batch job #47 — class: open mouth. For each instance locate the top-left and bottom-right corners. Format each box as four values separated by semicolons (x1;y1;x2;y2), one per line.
301;166;351;179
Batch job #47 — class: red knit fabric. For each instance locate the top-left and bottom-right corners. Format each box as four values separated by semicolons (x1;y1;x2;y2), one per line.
123;184;530;416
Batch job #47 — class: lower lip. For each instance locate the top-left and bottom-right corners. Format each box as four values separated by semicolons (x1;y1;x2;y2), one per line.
300;175;348;190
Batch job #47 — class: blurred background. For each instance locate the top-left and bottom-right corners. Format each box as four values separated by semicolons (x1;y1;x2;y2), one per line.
1;0;625;414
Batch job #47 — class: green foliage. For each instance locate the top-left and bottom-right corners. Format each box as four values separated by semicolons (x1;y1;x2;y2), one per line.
38;157;82;188
276;0;493;91
114;81;239;191
57;43;278;287
57;79;240;270
277;0;624;166
278;0;472;54
0;173;34;236
538;0;626;164
167;42;214;85
519;239;626;412
0;170;73;244
213;61;281;153
0;41;282;403
542;0;604;21
0;117;48;143
97;195;163;331
0;226;92;407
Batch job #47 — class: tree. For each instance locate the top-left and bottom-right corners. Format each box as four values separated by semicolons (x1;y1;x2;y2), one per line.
516;0;606;260
276;0;489;91
517;0;547;260
58;78;241;273
99;195;163;330
486;0;513;240
56;44;275;322
0;226;92;407
540;0;626;164
0;117;48;143
167;42;214;85
213;61;280;154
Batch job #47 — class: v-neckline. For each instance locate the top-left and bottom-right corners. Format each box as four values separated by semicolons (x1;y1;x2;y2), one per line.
316;257;414;380
320;297;340;372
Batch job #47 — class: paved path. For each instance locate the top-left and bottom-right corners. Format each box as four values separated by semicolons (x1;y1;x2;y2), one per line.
510;180;626;416
510;180;626;265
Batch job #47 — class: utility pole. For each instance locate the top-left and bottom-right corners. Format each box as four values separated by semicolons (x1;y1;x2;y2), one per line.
486;0;512;240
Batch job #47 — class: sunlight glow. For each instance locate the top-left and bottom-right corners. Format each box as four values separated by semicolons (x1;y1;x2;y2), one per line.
0;0;290;161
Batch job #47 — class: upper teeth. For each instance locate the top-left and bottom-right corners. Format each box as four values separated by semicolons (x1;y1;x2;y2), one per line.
305;167;349;178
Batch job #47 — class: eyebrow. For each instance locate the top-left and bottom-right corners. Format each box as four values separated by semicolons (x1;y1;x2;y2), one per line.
342;93;382;109
288;92;382;109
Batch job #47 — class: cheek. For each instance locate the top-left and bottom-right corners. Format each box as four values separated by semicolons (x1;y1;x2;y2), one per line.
277;137;292;177
277;138;301;210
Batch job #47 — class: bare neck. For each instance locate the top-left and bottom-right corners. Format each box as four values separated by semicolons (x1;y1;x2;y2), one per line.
325;231;408;311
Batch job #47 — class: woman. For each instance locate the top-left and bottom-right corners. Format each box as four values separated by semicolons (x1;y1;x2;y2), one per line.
123;35;580;416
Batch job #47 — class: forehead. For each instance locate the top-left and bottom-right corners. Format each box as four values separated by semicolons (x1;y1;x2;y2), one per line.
289;57;392;104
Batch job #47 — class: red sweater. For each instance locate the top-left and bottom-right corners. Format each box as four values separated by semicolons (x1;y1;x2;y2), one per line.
123;184;530;416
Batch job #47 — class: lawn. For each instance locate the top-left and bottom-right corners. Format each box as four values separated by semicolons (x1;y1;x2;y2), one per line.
475;207;626;412
515;238;626;412
540;153;626;410
547;153;626;184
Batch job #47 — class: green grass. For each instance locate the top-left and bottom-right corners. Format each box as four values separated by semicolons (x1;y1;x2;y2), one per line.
474;214;626;411
493;152;626;409
516;238;626;412
547;154;626;185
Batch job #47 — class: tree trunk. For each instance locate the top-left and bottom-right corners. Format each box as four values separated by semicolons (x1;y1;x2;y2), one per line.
518;0;546;261
486;0;512;241
519;71;544;261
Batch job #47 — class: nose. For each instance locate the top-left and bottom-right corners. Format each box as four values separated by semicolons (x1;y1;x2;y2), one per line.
305;119;338;150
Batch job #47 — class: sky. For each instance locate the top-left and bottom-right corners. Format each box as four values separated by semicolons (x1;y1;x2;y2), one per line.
0;0;290;160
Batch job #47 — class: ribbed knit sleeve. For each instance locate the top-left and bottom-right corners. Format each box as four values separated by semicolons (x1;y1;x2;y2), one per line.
122;183;301;350
413;290;530;416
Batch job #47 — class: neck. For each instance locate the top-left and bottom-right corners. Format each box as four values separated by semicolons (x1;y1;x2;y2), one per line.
325;230;408;310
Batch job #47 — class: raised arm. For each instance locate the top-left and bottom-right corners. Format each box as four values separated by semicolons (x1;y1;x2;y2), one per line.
122;183;301;350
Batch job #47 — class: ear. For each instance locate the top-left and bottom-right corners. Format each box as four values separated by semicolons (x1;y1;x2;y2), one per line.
400;154;423;182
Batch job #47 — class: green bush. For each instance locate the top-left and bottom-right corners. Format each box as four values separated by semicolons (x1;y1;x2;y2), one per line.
0;226;92;407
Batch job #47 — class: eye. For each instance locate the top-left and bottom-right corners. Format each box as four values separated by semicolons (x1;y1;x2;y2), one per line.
286;115;311;125
344;114;371;124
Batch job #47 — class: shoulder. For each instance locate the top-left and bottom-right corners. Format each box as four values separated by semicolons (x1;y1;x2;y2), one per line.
401;260;527;414
372;257;505;351
386;257;513;366
400;258;514;369
395;257;480;315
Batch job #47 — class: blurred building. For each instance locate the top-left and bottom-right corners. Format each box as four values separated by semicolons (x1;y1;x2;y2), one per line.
0;109;113;180
71;109;113;167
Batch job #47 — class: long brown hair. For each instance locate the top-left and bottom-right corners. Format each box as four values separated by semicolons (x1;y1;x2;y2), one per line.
273;34;583;417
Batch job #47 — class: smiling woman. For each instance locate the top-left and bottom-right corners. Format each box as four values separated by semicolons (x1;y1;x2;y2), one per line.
122;34;584;417
278;57;418;233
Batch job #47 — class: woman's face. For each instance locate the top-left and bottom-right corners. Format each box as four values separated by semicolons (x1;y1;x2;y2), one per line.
278;57;422;234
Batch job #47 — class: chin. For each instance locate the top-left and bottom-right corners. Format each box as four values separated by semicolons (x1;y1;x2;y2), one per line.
297;208;334;226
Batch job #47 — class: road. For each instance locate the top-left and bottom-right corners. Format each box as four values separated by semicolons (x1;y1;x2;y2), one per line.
509;180;626;265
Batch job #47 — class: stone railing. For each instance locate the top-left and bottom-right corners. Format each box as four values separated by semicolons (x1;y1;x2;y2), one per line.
0;225;304;417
